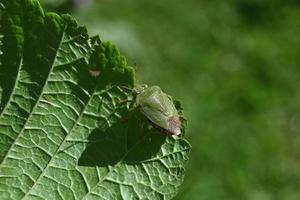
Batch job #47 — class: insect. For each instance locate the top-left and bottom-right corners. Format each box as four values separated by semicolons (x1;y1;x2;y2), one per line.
134;85;181;135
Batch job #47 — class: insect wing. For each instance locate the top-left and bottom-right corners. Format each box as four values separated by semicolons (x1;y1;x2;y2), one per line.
159;91;178;117
137;86;170;116
137;86;169;129
159;92;181;135
140;104;169;130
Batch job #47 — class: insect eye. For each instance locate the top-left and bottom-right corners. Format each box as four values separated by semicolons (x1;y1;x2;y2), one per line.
134;84;148;94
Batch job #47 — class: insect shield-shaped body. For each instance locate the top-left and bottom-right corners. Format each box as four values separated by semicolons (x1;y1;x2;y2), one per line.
135;85;181;135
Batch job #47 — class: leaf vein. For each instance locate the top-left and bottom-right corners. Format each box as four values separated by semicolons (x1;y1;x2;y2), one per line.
0;24;67;166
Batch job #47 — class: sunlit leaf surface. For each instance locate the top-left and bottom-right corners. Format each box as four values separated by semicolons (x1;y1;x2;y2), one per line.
0;0;191;199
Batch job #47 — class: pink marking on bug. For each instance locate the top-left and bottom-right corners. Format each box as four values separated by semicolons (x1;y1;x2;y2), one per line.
167;116;181;135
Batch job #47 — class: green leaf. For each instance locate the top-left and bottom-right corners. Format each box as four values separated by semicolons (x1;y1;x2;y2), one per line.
0;0;191;199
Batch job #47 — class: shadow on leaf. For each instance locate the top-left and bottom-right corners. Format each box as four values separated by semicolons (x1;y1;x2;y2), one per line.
78;113;166;167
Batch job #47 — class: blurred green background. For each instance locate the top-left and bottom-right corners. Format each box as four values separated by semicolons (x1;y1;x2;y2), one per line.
41;0;300;199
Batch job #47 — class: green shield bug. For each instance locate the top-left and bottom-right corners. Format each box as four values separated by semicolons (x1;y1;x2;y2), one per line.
134;85;181;135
